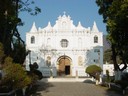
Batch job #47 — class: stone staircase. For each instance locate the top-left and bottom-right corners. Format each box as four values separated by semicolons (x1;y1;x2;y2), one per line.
41;77;93;82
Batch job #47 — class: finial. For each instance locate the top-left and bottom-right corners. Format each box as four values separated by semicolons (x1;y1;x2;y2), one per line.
63;11;66;15
30;22;37;32
48;21;52;27
92;21;99;32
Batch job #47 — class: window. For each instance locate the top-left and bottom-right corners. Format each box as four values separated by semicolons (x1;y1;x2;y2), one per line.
94;36;98;43
60;39;68;48
94;59;99;63
31;36;35;44
46;56;51;67
94;49;100;53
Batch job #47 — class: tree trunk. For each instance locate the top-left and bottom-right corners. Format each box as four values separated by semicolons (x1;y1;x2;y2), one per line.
96;80;99;85
111;44;120;70
111;44;121;80
119;50;127;71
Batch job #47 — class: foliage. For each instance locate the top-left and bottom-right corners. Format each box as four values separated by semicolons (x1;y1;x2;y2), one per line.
12;39;26;64
103;49;121;64
19;0;41;15
103;49;113;64
26;71;38;85
0;43;5;67
106;70;111;83
96;0;113;23
1;57;31;89
29;62;43;80
86;65;102;80
4;56;13;66
29;62;39;71
96;0;128;71
0;0;41;64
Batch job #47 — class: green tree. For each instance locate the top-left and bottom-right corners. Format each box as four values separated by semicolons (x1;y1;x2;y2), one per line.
96;0;128;71
0;43;5;68
12;38;26;64
104;49;121;64
103;49;113;64
0;0;41;64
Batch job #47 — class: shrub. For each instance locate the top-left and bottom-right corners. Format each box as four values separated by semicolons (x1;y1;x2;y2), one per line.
1;57;31;89
29;62;43;80
86;65;102;81
106;70;111;82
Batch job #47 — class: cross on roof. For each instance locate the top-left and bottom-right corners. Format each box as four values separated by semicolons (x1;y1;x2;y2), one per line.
63;11;66;15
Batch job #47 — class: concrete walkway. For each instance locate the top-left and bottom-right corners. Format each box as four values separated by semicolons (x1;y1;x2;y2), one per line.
33;78;123;96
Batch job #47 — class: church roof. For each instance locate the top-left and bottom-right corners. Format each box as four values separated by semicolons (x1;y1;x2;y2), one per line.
77;21;85;30
47;21;52;27
53;12;76;30
91;21;99;32
29;13;101;33
43;21;53;31
30;22;37;32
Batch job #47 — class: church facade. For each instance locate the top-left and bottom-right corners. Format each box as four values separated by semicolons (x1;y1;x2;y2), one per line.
26;13;103;77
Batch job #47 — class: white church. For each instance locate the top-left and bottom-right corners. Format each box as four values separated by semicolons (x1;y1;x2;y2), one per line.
26;13;103;77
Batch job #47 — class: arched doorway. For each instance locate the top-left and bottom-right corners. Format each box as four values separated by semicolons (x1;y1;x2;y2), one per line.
57;55;72;76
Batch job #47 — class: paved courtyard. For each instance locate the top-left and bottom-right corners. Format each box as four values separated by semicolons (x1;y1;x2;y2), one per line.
33;79;123;96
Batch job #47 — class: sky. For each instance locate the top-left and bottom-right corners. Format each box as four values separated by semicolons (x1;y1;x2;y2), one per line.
18;0;107;41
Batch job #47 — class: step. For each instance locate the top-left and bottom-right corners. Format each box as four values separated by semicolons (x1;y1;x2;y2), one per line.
41;77;93;82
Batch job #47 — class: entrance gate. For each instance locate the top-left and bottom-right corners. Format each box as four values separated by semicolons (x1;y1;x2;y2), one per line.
65;66;70;75
57;55;72;76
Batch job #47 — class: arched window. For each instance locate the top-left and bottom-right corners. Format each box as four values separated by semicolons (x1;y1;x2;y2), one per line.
60;39;68;48
31;36;35;44
78;56;83;66
94;35;98;43
46;56;51;67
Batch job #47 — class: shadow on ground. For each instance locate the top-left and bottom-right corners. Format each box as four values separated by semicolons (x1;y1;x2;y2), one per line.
83;79;95;84
29;78;128;96
101;83;126;96
28;79;54;96
105;88;123;96
83;80;124;96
